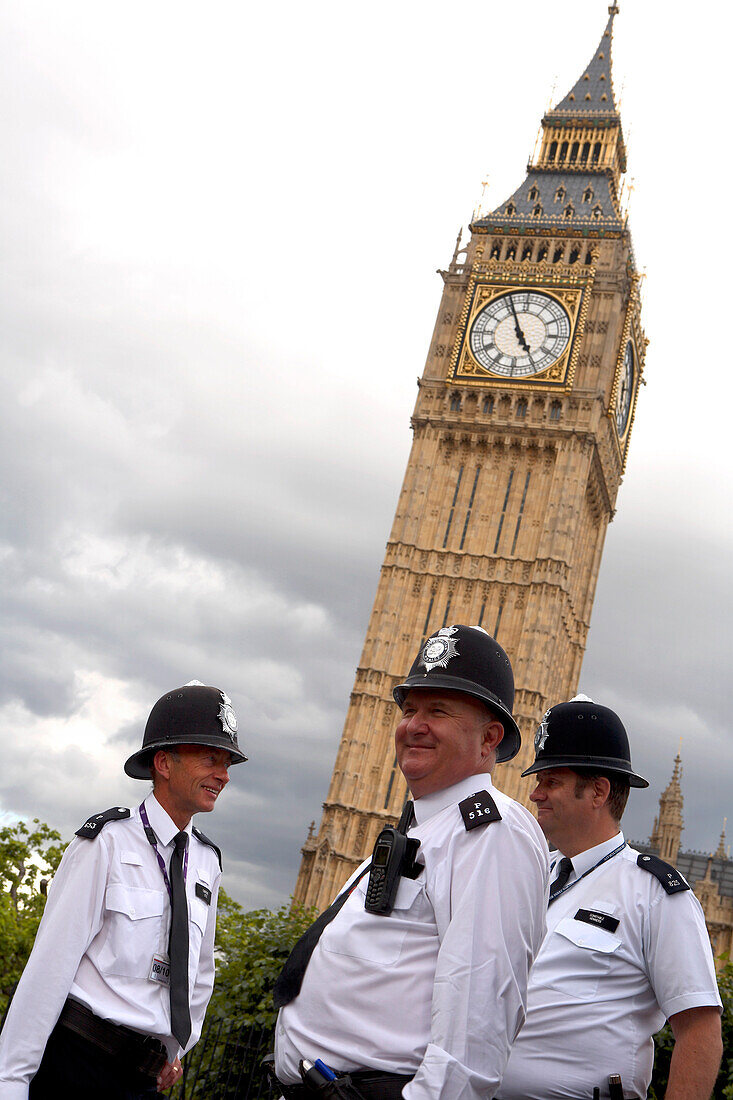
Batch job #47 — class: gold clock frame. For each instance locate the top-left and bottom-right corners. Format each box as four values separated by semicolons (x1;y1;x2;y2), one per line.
608;278;646;468
448;273;591;390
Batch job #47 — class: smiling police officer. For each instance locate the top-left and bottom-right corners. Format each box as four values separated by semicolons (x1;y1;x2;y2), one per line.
0;681;246;1100
497;696;722;1100
272;626;549;1100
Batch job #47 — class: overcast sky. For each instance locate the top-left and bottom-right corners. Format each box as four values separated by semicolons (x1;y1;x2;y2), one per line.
1;1;732;910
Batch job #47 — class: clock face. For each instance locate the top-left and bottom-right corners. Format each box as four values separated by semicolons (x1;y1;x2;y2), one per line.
468;290;572;378
615;341;634;436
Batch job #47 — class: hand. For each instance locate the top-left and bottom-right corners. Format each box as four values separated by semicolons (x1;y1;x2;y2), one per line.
508;295;531;353
157;1057;183;1091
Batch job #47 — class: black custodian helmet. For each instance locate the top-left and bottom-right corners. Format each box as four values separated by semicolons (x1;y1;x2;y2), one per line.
393;625;521;763
521;696;648;787
124;681;248;779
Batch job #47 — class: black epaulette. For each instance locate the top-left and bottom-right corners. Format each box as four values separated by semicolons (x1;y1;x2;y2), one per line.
637;853;690;894
459;790;502;831
192;825;222;870
75;806;130;840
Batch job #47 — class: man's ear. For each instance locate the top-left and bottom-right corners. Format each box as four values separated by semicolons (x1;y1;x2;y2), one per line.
591;775;612;809
482;720;505;759
152;749;173;783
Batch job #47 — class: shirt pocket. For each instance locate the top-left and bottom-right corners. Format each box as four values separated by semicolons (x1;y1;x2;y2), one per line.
188;879;212;960
549;915;621;1001
322;876;425;965
99;884;166;978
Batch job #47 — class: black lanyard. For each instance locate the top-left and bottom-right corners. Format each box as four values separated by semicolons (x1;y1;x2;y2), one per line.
139;802;188;901
549;842;626;904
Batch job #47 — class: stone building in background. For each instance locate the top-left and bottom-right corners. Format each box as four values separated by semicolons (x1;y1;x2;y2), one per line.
295;6;648;911
638;756;733;963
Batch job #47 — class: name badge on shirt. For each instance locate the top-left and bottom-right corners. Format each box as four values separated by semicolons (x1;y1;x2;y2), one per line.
149;954;170;986
574;908;620;933
196;882;212;905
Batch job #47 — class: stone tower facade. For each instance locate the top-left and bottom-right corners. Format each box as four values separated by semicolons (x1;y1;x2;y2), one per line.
295;7;646;911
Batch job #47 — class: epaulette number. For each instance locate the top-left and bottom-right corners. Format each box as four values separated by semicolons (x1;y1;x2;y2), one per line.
459;790;502;831
75;806;130;840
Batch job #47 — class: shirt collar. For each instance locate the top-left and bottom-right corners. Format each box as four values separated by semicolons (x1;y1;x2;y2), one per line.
412;773;495;826
143;791;193;848
559;831;625;880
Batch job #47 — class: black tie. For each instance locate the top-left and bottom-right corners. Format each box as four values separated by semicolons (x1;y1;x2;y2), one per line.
548;856;574;904
272;863;371;1008
169;831;191;1047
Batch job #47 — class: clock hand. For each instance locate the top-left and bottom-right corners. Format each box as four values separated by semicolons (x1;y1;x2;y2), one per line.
508;296;531;353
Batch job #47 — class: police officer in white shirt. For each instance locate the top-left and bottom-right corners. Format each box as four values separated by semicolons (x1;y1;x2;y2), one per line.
497;696;723;1100
272;626;550;1100
0;681;246;1100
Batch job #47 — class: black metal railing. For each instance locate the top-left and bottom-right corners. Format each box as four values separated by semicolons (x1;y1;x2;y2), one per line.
171;1020;275;1100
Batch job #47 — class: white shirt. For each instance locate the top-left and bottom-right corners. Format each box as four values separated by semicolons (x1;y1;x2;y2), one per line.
275;773;549;1100
497;833;721;1100
0;792;222;1099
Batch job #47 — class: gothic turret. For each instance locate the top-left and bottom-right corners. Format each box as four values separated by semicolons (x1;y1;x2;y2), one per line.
650;753;684;864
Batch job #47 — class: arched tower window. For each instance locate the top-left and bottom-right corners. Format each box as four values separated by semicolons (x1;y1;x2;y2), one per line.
482;395;494;415
528;185;539;201
592;204;603;219
549;141;558;161
564;203;575;219
592;142;602;163
568;247;580;264
490;240;501;259
554;186;566;204
560;141;569;161
569;142;579;164
522;244;533;261
582;186;594;204
553;246;564;263
532;203;543;217
505;202;516;216
450;392;462;412
515;399;527;419
580;142;590;164
537;242;549;261
506;243;517;260
550;401;561;421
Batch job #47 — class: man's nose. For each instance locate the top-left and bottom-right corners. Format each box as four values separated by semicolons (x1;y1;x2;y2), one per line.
405;711;429;732
529;785;543;803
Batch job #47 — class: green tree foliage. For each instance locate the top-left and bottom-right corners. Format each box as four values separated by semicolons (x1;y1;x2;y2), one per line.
0;819;66;1016
208;893;317;1029
650;956;732;1099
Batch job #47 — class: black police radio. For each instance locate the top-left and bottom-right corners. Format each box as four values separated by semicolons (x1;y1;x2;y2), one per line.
364;801;422;915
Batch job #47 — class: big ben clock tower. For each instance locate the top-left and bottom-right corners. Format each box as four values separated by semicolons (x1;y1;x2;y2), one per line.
295;6;646;910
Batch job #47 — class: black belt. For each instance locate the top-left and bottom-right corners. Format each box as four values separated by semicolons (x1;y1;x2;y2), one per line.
277;1070;413;1100
56;998;168;1081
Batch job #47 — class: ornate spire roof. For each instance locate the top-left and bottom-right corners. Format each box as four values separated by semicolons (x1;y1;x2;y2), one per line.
473;6;627;236
548;6;619;120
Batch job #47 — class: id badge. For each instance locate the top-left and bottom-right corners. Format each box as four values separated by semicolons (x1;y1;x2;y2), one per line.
149;954;170;986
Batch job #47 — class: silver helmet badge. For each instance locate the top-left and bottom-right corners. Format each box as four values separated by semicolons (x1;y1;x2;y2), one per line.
218;691;239;745
420;625;460;673
535;709;552;752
